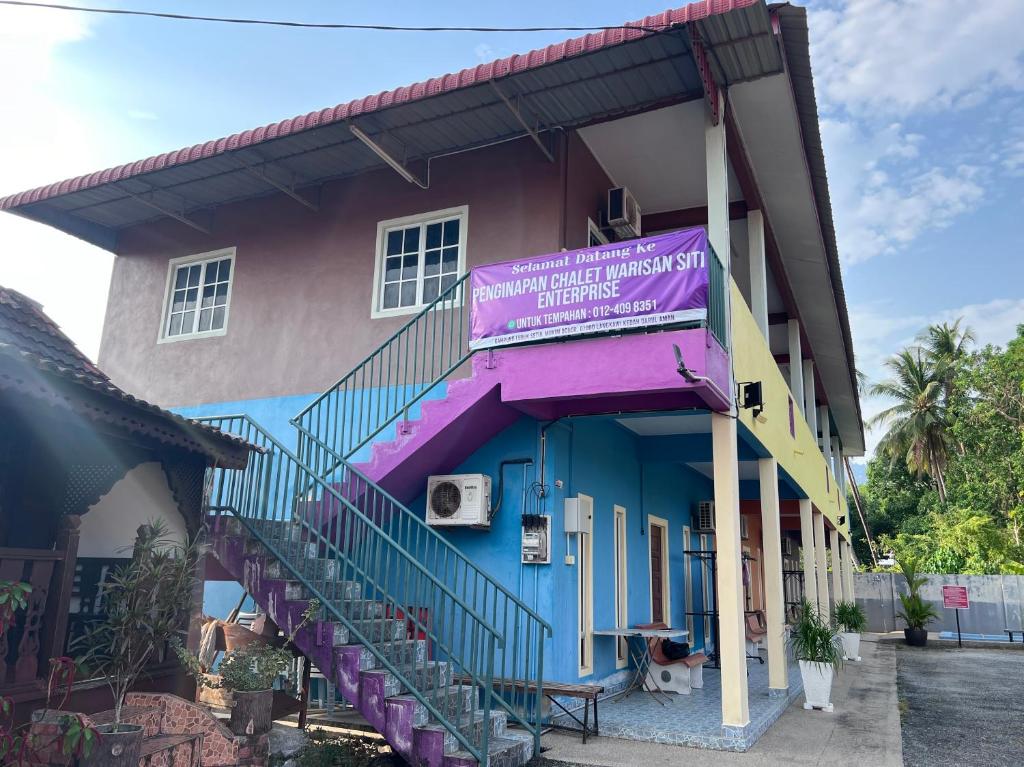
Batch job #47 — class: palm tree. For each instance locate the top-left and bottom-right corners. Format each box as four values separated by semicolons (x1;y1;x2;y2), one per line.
869;348;952;503
919;319;975;401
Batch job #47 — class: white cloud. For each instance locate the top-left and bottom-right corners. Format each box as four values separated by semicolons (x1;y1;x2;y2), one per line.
0;2;112;361
809;0;1024;117
852;296;1024;456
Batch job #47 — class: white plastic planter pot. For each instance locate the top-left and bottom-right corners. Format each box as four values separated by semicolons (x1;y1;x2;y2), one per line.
841;632;862;662
799;660;835;712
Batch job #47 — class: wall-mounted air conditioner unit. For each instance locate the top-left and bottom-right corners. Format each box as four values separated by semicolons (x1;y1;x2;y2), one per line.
695;501;716;532
606;187;641;239
426;474;492;528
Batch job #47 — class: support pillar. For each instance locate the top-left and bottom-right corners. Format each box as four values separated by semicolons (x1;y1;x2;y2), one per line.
813;511;831;621
819;406;832;465
802;359;817;435
758;457;788;694
798;499;818;611
832;437;844;494
748;210;768;340
829;527;844;605
788;320;803;407
712;412;750;728
842;540;856;601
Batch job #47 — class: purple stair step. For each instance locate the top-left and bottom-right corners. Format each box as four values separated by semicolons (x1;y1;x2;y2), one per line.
346;618;407;644
360;661;451;732
413;709;508;767
334;639;426;702
384;684;477;759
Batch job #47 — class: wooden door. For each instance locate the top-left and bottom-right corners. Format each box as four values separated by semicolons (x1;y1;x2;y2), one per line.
650;524;664;624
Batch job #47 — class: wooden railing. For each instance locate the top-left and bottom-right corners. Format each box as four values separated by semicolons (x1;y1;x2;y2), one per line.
0;516;80;691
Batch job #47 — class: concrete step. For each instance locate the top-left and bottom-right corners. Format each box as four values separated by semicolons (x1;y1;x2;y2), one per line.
414;709;508;766
334;639;426;702
443;731;533;767
360;661;451;732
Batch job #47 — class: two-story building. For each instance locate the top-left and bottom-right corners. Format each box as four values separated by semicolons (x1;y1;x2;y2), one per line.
2;0;863;761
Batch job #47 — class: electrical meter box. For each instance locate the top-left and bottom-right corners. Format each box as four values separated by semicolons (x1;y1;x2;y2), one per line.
564;495;593;535
521;515;551;564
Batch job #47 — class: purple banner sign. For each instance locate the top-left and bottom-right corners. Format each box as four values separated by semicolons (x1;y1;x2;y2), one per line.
469;228;709;350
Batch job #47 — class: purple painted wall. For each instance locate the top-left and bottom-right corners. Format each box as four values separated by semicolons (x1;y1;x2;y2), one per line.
98;133;612;408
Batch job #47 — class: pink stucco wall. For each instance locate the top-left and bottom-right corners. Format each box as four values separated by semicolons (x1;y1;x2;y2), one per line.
98;133;612;408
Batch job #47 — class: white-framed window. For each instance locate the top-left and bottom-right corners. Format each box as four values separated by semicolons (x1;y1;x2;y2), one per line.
587;218;608;248
613;505;628;669
577;493;594;676
159;248;235;342
683;525;694;642
371;206;468;318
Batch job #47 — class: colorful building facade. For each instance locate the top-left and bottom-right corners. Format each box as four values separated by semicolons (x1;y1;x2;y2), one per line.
2;1;863;758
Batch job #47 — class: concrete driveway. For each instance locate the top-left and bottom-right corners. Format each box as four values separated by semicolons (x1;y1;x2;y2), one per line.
898;644;1024;767
534;636;902;767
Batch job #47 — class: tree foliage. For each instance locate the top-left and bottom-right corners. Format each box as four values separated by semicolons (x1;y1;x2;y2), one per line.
855;323;1024;573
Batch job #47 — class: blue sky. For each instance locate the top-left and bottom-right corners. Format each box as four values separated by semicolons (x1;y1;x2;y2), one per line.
1;0;1022;458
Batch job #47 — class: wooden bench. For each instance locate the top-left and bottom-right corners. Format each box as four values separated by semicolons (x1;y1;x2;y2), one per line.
1006;629;1024;643
460;677;604;744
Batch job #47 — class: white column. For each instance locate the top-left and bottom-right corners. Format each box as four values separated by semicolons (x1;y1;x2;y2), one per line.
829;527;844;605
758;457;788;692
832;437;844;493
705;100;730;265
813;511;831;621
819;405;832;464
788;320;803;408
712;412;750;728
748;210;768;340
803;359;817;435
798;499;818;611
842;540;856;601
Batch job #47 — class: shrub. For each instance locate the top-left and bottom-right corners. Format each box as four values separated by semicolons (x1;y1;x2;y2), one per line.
833;601;867;633
787;600;843;669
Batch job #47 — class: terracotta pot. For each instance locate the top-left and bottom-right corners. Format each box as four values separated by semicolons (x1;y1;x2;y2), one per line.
229;689;274;735
904;627;928;647
82;723;144;767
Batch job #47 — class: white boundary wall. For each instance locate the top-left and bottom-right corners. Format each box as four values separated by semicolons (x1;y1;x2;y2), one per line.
854;573;1024;635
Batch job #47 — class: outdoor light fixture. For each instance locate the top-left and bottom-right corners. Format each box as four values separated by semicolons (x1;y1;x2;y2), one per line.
738;381;764;419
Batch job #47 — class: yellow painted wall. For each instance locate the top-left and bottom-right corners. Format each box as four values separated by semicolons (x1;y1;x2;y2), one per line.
730;282;851;540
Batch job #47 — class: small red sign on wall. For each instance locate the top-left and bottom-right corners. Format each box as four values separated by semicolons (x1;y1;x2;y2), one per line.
942;585;969;609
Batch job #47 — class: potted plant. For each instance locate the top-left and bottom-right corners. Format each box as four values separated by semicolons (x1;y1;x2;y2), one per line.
896;557;937;647
74;522;201;766
788;601;843;712
176;599;319;736
833;601;867;662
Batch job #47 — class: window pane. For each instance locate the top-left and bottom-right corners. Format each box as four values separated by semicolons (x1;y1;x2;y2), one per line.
212;306;226;329
185;288;198;311
443;219;459;246
402;254;418;279
203;263;218;286
400;281;417;306
441;246;458;272
422;278;439;303
181;311;195;333
202;285;216;309
168;313;183;336
198;309;213;332
174;267;189;290
386;229;403;256
440;273;457;293
385;257;402;282
403;226;420;254
187;265;201;287
172;289;186;313
217;259;231;281
215;282;229;304
383;283;399;309
424;249;441;276
425;222;442;249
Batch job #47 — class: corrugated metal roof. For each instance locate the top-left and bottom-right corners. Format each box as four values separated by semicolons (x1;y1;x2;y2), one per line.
0;0;776;247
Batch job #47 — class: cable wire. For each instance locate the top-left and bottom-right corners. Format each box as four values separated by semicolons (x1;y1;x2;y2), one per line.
0;1;674;34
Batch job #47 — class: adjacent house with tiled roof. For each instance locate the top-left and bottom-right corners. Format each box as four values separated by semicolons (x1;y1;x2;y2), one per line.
1;1;864;759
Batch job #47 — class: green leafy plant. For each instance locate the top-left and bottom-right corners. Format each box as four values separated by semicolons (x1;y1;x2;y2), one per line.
833;601;867;633
787;601;843;669
73;520;202;726
287;729;399;767
896;556;938;630
175;599;320;692
0;583;99;765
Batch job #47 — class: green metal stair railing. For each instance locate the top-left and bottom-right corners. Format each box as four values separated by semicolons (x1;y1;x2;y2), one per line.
293;272;473;473
200;415;551;762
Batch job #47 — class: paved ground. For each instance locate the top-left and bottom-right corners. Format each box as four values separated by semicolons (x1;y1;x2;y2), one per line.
532;636;902;767
897;644;1024;767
